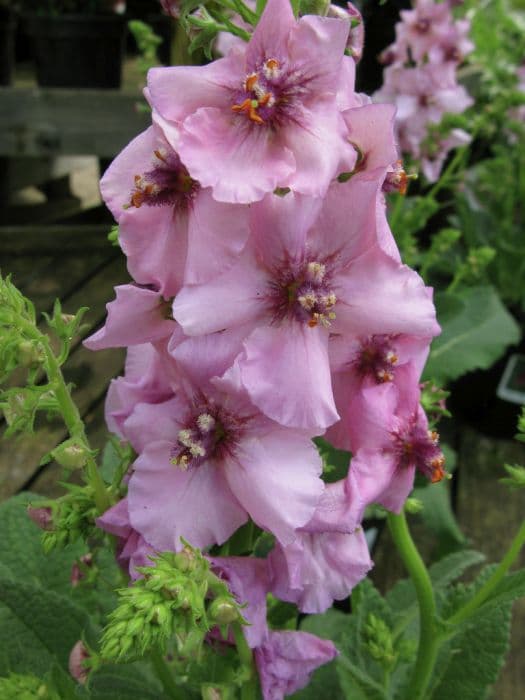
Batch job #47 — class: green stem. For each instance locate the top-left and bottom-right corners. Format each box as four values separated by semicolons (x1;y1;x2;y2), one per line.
387;511;441;700
448;518;525;626
150;648;185;700
232;622;258;700
19;318;110;515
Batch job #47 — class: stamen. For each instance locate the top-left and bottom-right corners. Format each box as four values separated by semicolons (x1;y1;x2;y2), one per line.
197;413;216;433
306;261;326;283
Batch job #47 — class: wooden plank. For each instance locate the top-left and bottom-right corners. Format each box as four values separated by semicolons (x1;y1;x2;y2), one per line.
0;88;150;158
0;225;114;252
0;256;128;499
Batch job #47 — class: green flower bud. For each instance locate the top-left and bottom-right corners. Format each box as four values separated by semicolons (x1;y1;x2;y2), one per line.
208;597;239;625
51;439;89;469
17;340;44;368
405;498;424;514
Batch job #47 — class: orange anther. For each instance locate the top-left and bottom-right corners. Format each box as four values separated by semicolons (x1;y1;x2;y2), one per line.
232;98;264;125
245;73;258;91
307;318;318;328
266;58;280;70
258;93;272;107
131;191;144;208
154;149;167;163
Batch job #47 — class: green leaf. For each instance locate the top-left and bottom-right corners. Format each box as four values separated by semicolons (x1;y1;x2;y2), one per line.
424;285;521;383
0;493;85;596
430;601;512;699
314;438;351;483
88;662;167;700
411;479;466;553
0;576;90;677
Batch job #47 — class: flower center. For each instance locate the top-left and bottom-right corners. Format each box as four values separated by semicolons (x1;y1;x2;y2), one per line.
231;58;289;126
391;423;446;483
268;260;337;328
170;401;245;470
129;149;199;209
353;335;398;383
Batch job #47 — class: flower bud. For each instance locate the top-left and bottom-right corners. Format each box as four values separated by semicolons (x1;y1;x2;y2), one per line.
27;505;53;531
17;340;44;368
405;498;424;514
51;440;89;469
208;597;239;625
68;641;90;685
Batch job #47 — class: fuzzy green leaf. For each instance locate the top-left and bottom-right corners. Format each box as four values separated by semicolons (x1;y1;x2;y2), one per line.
424;285;521;383
0;576;89;677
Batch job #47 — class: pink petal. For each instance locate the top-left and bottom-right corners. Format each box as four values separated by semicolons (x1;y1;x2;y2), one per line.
240;324;339;431
147;53;242;124
128;442;247;551
178;107;296;203
224;429;323;545
336;248;440;337
83;284;176;350
172;247;267;335
246;0;295;68
185;189;250;284
119;205;187;297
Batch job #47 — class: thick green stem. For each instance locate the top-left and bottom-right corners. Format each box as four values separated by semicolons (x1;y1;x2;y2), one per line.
150;648;185;700
448;518;525;626
387;511;441;700
232;622;258;700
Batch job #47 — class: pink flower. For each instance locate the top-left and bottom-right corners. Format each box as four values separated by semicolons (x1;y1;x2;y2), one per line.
347;364;446;513
97;498;156;579
255;630;338;699
68;641;91;685
172;185;438;432
100;117;250;292
211;556;270;648
326;331;433;451
269;527;372;613
126;336;324;550
147;0;355;202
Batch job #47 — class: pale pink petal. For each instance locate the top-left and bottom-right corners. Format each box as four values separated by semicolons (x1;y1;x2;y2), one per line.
224;430;323;545
147;53;242;124
172;248;268;335
128;442;247;551
100;127;159;220
281;108;355;197
246;0;295;68
335;248;440;337
240;324;339;431
351;448;415;513
287;15;349;93
250;191;323;262
121;397;184;453
119;206;187;297
255;630;338;699
84;284;176;350
178;108;296;203
185;189;250;284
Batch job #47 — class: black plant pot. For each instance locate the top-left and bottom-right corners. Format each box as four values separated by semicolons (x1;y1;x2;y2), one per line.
0;7;16;86
26;14;126;89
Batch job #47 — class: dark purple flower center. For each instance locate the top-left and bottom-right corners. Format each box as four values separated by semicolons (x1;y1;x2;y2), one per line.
415;17;431;33
390;421;446;482
267;259;337;328
231;58;304;127
353;335;398;383
170;401;244;470
129;149;199;209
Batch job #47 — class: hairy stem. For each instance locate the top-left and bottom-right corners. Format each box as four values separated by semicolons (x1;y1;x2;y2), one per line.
19;318;110;514
150;648;185;700
232;622;258;700
388;510;442;700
